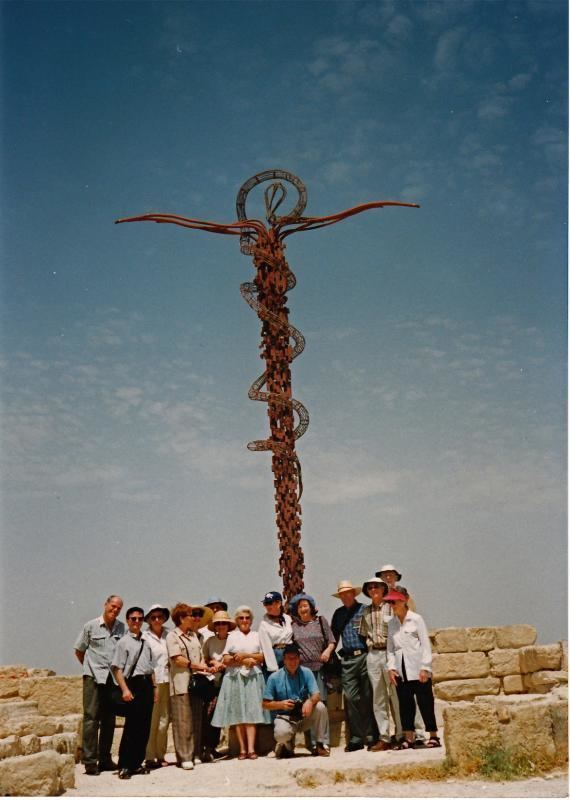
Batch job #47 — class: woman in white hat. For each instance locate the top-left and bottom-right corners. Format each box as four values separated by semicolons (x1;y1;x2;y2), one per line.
143;604;171;769
201;611;236;760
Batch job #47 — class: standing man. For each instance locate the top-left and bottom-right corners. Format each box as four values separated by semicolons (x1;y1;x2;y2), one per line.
74;595;125;775
359;578;402;750
112;607;157;780
330;580;376;752
262;643;330;758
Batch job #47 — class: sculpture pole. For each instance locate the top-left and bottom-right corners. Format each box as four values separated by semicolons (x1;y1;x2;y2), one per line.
116;169;418;600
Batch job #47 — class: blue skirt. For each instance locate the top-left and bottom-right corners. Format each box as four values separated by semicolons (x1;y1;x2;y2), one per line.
211;671;271;727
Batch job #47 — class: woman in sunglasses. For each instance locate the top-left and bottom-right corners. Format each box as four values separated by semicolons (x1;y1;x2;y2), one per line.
211;606;270;760
165;603;213;770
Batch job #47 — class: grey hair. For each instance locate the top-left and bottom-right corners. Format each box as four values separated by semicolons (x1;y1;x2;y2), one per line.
105;595;123;605
233;605;253;622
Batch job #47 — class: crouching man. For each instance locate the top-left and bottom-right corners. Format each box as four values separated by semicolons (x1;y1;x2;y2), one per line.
262;643;330;758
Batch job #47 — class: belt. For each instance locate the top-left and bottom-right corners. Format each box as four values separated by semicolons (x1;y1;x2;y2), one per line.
129;674;153;682
371;645;387;651
273;643;287;649
343;649;365;658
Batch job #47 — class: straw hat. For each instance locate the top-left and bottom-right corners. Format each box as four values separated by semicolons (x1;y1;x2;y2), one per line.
207;610;236;632
189;605;214;626
332;579;362;599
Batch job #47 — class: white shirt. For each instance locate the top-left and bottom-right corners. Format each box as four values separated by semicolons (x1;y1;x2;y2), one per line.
223;629;263;676
387;610;432;681
258;613;293;672
143;629;170;684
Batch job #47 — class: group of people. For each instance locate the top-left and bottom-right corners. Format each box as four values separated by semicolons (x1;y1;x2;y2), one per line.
73;563;440;780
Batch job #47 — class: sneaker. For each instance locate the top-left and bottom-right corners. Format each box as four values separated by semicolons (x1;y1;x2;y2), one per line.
193;757;202;765
181;761;194;770
201;750;214;763
315;743;330;757
84;765;100;776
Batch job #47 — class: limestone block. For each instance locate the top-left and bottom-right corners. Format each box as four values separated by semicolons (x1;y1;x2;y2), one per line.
443;701;501;769
488;649;521;677
0;678;21;699
0;665;28;679
432;651;489;682
497;701;556;766
466;627;496;652
58;754;76;791
0;700;38;738
52;713;82;734
561;640;568;671
495;624;536;649
19;734;41;755
0;735;20;759
40;732;78;756
428;629;438;652
18;676;83;716
549;700;568;764
0;750;71;796
26;669;56;678
502;674;524;694
519;644;562;673
434;676;500;701
433;628;468;653
523;670;568;694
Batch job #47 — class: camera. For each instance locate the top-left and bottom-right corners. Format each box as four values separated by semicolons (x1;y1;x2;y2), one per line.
289;700;304;721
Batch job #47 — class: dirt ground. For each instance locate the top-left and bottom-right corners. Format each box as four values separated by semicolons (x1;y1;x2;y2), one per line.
66;745;569;798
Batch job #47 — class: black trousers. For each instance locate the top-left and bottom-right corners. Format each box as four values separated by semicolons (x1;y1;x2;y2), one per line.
395;675;437;732
81;675;116;766
118;675;154;771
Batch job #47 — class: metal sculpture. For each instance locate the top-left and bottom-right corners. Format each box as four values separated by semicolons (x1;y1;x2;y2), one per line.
116;169;418;599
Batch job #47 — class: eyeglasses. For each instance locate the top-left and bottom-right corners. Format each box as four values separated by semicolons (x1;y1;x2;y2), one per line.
191;610;204;618
237;616;251;620
129;617;144;622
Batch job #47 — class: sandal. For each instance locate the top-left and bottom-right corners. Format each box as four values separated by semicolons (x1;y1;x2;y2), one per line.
238;753;247;760
395;740;415;750
247;752;258;760
425;736;441;748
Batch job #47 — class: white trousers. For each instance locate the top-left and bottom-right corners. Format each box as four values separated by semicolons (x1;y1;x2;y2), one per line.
273;701;329;747
366;649;402;742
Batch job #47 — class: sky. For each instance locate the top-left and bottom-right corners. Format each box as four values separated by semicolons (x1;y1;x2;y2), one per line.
1;0;566;675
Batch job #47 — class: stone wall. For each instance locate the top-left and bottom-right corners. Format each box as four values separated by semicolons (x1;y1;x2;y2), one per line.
430;625;567;701
0;666;80;796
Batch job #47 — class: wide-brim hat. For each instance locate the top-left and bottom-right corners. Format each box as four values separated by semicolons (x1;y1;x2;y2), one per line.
361;578;389;598
375;564;402;581
190;605;214;626
208;610;236;632
144;604;170;623
332;580;362;599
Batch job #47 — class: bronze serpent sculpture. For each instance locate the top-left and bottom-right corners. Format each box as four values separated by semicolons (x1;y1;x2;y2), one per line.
116;169;418;599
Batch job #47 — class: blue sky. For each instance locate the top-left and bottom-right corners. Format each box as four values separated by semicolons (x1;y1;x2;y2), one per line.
1;0;566;674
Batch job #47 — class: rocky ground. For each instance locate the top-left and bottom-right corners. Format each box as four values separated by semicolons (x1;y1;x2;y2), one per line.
66;744;569;798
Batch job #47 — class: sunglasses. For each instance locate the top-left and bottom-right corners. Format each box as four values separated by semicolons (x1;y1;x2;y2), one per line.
129;616;144;622
237;616;251;620
191;610;204;618
149;615;165;621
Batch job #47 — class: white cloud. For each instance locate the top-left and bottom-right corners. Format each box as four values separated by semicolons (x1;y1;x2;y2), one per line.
434;27;465;71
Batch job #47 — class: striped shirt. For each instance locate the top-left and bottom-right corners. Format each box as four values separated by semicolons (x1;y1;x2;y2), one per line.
358;602;390;649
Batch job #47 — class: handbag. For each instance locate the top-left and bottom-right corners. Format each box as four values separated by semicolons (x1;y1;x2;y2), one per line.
109;639;145;716
190;672;217;702
318;616;343;680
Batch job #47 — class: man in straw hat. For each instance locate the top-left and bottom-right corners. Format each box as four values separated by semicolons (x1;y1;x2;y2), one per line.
359;578;402;750
330;580;376;752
